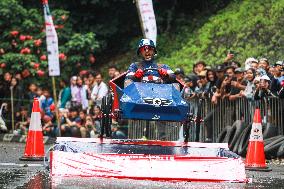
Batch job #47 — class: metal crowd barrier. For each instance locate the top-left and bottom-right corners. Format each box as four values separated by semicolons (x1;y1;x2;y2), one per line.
128;98;284;142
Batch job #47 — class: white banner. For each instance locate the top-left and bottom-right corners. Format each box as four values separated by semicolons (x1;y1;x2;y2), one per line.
136;0;157;45
42;0;60;76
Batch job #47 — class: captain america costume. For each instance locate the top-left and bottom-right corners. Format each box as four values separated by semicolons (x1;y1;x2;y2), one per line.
125;60;175;83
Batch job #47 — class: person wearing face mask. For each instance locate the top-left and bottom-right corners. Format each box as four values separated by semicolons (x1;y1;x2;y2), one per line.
254;75;277;100
124;39;175;87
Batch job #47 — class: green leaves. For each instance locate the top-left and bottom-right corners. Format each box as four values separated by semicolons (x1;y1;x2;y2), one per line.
0;0;100;82
160;0;284;72
65;33;99;53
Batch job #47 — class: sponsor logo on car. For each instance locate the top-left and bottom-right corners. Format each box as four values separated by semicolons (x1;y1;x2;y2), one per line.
143;97;173;107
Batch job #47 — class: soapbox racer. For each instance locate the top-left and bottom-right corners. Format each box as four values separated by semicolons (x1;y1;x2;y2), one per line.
101;68;191;140
49;69;248;183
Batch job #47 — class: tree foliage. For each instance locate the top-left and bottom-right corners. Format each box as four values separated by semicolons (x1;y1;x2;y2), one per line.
0;0;99;84
160;0;284;73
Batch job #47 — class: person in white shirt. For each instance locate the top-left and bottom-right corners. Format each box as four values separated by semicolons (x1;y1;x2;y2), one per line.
91;72;108;107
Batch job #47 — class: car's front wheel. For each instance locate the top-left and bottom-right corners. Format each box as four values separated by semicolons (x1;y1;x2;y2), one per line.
100;95;112;137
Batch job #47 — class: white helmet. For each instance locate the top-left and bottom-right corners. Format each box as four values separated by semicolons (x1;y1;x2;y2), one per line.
244;57;258;70
260;75;271;81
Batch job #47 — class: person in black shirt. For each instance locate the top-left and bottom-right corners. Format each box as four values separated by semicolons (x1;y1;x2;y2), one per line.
229;68;247;101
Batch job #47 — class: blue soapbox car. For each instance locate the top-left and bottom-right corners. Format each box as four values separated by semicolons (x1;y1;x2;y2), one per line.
101;68;190;139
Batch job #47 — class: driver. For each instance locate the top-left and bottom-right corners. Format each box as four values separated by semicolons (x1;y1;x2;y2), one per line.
124;39;175;87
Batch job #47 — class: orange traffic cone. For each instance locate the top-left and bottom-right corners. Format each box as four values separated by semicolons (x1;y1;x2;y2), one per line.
20;98;46;161
245;108;271;171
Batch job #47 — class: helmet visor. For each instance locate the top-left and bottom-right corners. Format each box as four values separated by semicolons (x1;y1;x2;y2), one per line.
139;45;154;53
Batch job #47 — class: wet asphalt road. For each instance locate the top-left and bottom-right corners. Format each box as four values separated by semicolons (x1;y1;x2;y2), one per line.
1;142;284;189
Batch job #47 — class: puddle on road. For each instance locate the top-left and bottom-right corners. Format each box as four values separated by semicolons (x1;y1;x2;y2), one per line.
1;170;284;189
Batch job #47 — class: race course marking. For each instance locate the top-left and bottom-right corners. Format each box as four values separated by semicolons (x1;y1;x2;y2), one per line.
0;163;43;167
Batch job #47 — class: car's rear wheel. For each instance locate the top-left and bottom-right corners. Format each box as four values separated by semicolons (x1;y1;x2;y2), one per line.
183;123;189;142
100;95;113;137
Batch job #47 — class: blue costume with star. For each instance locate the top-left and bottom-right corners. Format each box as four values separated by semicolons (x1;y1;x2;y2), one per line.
125;60;175;83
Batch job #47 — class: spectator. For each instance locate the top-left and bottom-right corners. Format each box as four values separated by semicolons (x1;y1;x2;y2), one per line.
15;72;25;92
58;79;71;109
229;61;241;69
91;105;102;133
205;69;218;98
111;122;126;139
10;77;23;114
214;64;225;91
244;57;258;70
182;76;196;101
273;61;284;83
181;75;198;116
70;76;78;107
212;66;234;103
36;86;45;109
1;72;12;104
258;58;281;94
60;107;81;137
42;115;56;137
73;76;88;110
194;61;206;75
254;75;277;100
220;66;235;99
194;71;209;99
41;88;54;118
85;115;97;138
91;72;108;107
258;58;270;72
87;71;97;108
108;65;119;80
240;68;256;101
211;65;225;104
174;68;185;82
14;106;30;135
78;110;89;137
25;83;37;113
229;68;247;101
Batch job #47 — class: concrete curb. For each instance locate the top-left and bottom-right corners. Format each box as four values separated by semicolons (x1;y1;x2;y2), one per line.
0;134;55;144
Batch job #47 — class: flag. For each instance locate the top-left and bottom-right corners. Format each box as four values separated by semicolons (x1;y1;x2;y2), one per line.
136;0;157;45
42;0;60;76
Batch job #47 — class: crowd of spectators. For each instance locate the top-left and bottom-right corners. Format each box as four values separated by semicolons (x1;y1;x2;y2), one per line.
180;53;284;106
179;53;284;142
0;52;283;140
0;65;126;138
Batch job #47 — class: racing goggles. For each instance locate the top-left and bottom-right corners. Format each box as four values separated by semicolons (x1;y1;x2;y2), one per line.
139;45;154;53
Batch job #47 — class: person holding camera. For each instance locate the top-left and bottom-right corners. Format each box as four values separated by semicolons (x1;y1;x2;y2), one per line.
219;66;235;100
229;68;247;101
254;75;277;100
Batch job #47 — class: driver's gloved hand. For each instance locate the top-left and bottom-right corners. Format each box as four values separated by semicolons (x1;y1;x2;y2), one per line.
158;68;168;78
134;69;144;79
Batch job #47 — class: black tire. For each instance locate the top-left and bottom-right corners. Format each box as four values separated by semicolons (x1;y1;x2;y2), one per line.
226;120;246;150
277;141;284;158
264;135;283;146
217;126;231;143
100;95;113;137
232;127;247;153
237;124;252;157
263;123;278;139
264;136;284;159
